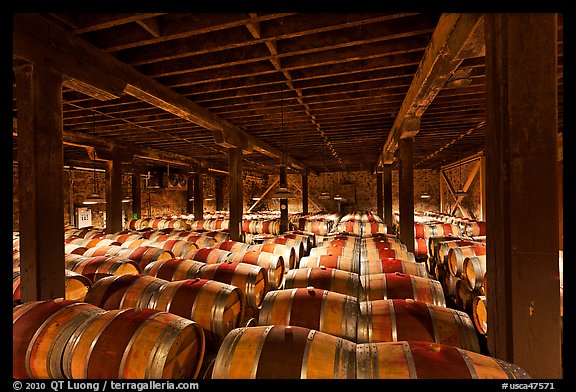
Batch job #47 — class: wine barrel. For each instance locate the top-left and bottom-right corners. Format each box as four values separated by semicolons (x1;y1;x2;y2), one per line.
472;295;488;335
64;243;89;255
413;238;429;259
466;221;487;237
284;266;360;298
427;235;460;262
249;243;296;271
357;299;480;352
309;245;357;259
156;239;199;257
360;272;446;306
212;325;356;379
12;269;93;305
143;258;206;281
65;254;141;282
129;218;149;230
180;248;233;264
463;255;487;292
62;308;205;379
437;240;474;266
13;299;104;379
258;287;359;342
360;248;416;263
211;240;251;253
149;278;245;341
304;220;332;236
356;341;530;379
362;222;387;236
263;237;305;261
281;233;314;253
227;250;285;290
455;278;480;313
84;274;168;309
180;234;217;248
298;254;360;274
145;259;268;310
447;244;487;277
359;258;428;277
65;255;141;282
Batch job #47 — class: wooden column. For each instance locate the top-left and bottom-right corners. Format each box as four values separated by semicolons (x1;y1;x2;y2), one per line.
301;172;309;215
383;165;393;233
485;13;561;378
215;176;224;211
15;63;65;301
131;170;141;219
479;155;486;221
398;138;415;252
228;148;243;241
193;172;204;220
186;174;194;214
105;153;123;233
279;166;289;233
376;171;384;220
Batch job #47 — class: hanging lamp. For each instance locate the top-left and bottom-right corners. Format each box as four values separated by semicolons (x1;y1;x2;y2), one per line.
272;84;295;199
83;114;106;205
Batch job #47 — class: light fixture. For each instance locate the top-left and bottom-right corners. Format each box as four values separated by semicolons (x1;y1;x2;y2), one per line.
420;192;432;200
333;172;345;202
121;197;132;203
272;186;295;199
252;196;261;201
272;84;295;200
205;194;215;201
83;114;106;205
333;194;344;201
446;68;472;89
318;191;331;200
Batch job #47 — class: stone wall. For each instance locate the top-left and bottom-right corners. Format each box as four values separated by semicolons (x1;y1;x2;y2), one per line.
12;166;475;231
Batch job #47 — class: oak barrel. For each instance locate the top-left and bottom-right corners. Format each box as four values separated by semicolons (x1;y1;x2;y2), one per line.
227;250;285;289
447;244;487;277
360;272;446;306
298;254;360;274
13;299;104;379
356;341;530;379
258;287;359;342
212;325;356;379
359;258;428;277
145;259;268;310
149;278;245;340
62;308;205;379
357;299;480;352
65;255;141;282
284;266;360;298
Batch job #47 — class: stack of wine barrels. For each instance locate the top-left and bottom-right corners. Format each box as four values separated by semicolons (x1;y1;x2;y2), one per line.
15;214;532;380
209;211;530;379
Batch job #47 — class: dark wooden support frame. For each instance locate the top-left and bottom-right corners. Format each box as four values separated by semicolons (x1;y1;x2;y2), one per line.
398;138;415;252
485;13;561;378
228;147;243;241
14;63;66;301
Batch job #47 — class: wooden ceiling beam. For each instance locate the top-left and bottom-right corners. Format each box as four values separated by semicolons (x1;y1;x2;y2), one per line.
377;13;485;167
13;13;314;175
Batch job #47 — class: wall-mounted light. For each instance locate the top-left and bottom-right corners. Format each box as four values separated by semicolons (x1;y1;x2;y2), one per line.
83;114;105;205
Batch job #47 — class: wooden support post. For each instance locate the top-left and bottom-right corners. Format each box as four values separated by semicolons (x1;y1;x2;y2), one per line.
383;165;393;233
215;176;224;211
15;63;65;301
302;172;309;215
398;138;415;252
485;13;561;378
105;153;123;233
279;166;289;234
186;174;194;214
193;172;204;220
131;170;141;219
479;155;486;221
376;171;384;220
228;148;243;241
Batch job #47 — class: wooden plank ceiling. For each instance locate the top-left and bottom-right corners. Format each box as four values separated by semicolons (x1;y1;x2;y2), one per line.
12;13;563;176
